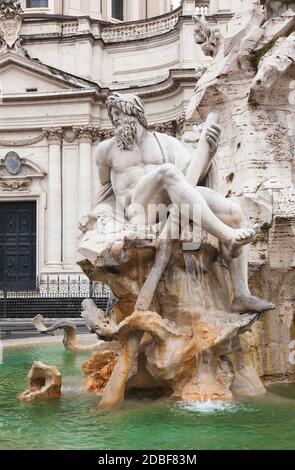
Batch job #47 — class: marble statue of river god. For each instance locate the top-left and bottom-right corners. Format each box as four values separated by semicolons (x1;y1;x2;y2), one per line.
82;92;274;315
78;91;275;407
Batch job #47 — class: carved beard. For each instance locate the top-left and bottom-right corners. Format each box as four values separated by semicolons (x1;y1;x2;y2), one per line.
114;117;137;151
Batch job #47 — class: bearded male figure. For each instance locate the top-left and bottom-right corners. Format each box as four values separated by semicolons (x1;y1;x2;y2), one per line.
91;93;274;314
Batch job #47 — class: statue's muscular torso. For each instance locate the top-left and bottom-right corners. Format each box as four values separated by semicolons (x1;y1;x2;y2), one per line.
96;131;191;210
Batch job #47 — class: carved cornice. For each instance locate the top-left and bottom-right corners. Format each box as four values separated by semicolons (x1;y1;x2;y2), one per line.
89;117;185;141
42;127;63;145
85;117;185;140
0;117;186;149
73;116;186;142
126;69;196;100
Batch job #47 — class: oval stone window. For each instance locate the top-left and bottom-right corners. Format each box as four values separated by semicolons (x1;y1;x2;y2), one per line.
4;151;21;175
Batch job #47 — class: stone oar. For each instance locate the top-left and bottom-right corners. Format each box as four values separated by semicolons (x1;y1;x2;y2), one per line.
135;112;220;311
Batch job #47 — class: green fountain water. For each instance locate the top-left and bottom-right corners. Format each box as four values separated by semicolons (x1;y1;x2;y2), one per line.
0;343;295;450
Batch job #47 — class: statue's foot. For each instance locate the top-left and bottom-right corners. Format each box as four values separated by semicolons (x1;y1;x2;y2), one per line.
227;225;259;258
231;295;275;314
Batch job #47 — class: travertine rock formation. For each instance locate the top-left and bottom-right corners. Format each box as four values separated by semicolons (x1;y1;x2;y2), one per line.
186;0;295;381
18;361;62;401
79;235;265;407
83;350;119;395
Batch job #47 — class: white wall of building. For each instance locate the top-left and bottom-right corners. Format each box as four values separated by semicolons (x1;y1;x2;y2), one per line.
20;17;202;86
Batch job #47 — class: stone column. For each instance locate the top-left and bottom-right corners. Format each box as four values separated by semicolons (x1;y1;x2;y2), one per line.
44;127;63;266
74;126;94;221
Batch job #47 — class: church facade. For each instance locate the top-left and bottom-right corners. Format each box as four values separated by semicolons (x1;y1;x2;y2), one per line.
0;0;239;287
22;0;172;22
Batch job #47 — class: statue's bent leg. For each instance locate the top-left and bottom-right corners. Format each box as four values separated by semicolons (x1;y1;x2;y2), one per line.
195;187;244;229
129;164;257;248
197;187;275;314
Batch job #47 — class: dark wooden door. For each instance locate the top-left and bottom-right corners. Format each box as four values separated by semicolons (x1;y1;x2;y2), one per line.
0;201;36;289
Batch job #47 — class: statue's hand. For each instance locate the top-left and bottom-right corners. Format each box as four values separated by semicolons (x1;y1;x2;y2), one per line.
78;212;96;233
206;123;221;154
183;122;221;154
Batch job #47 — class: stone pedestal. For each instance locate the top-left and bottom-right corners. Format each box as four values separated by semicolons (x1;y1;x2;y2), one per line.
79;229;265;407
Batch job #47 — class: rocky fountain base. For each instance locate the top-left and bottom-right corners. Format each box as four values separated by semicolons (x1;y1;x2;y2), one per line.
78;228;266;407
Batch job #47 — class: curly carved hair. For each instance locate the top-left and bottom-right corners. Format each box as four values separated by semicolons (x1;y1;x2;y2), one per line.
107;92;148;129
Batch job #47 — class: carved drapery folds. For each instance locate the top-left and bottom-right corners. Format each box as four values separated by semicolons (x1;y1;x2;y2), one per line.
0;0;26;55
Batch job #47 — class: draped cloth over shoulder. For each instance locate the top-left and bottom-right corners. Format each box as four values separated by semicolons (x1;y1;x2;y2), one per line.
91;183;125;226
152;132;219;192
91;182;114;211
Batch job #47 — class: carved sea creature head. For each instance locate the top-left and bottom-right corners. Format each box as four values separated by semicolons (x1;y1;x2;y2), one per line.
18;361;62;402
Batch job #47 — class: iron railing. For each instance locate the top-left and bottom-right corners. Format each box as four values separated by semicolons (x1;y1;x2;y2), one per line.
0;276;111;319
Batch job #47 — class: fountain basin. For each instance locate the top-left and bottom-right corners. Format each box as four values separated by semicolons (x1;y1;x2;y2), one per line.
1;342;295;450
